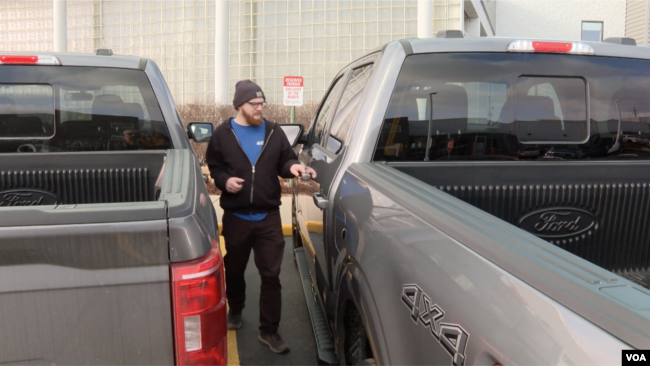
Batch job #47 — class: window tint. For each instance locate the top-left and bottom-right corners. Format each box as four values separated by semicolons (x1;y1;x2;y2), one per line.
310;75;345;146
0;66;172;153
0;84;54;138
374;53;650;162
326;63;374;154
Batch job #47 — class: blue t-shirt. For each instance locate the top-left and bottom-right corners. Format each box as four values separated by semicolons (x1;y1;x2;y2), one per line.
230;119;268;221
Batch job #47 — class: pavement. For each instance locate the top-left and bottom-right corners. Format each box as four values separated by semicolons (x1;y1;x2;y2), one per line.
226;237;318;366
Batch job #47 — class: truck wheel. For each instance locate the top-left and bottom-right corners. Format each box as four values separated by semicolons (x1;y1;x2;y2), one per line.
344;306;374;366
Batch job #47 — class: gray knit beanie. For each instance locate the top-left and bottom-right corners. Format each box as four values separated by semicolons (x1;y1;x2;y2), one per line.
233;80;265;109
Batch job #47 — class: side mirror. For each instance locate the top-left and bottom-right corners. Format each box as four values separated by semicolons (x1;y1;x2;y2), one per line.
187;122;213;143
278;123;304;148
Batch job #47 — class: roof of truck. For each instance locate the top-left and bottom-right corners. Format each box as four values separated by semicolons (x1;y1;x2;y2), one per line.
0;51;144;69
394;36;650;60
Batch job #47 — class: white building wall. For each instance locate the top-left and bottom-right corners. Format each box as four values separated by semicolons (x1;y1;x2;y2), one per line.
496;0;626;41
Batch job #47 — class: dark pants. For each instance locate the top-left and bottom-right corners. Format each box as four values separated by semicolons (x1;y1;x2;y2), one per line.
222;210;285;333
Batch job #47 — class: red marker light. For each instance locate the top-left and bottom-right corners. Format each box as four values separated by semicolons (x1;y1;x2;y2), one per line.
531;41;572;53
506;40;594;55
0;55;61;65
0;55;39;64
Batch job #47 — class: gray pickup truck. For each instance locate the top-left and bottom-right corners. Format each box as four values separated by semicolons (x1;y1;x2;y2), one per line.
0;51;228;365
293;34;650;366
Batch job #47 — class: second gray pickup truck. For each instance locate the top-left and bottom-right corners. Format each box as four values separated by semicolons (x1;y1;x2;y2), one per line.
0;51;227;365
292;35;650;365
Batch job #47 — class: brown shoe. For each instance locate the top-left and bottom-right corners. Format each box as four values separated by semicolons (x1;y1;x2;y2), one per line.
258;331;289;354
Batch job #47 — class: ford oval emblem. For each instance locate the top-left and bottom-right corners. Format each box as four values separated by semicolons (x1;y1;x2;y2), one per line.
0;189;59;207
518;207;597;239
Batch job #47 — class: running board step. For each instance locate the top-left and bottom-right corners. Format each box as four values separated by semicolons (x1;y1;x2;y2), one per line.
294;247;338;365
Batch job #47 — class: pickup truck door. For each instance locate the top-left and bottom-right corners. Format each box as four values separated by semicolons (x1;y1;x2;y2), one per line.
296;58;377;303
296;72;348;296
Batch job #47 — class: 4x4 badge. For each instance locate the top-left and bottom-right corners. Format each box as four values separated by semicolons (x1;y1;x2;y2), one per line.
402;284;469;366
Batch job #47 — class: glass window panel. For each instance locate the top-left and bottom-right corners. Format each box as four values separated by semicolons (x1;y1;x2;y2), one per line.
277;13;287;25
277;0;287;12
301;0;312;11
326;37;337;50
230;3;239;15
301;11;312;24
289;0;299;11
378;1;391;7
339;9;351;21
405;20;417;35
378;21;391;34
264;1;275;13
405;6;417;20
351;36;364;49
364;22;377;35
264;39;275;52
582;21;603;42
339;23;350;35
314;24;324;35
365;9;377;21
301;24;312;36
352;22;363;35
365;35;378;48
326;10;336;22
313;50;324;62
378;7;390;20
289;38;299;51
392;21;404;34
277;39;287;51
313;11;324;23
448;2;461;17
339;36;350;49
434;4;447;18
300;50;312;63
393;7;404;20
340;0;351;8
301;37;312;49
277;26;287;38
313;37;325;49
326;24;337;35
289;13;300;24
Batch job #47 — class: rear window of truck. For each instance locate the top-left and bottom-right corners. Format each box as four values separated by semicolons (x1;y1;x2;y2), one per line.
374;53;650;161
0;66;172;153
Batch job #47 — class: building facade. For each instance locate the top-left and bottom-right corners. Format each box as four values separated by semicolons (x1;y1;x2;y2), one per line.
0;1;629;104
495;0;625;43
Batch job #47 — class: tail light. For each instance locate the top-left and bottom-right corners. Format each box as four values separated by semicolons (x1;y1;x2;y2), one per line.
0;55;61;65
171;239;227;366
506;40;595;55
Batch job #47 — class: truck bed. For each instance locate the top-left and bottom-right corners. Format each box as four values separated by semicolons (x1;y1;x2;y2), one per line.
0;149;204;365
393;160;650;288
348;161;650;350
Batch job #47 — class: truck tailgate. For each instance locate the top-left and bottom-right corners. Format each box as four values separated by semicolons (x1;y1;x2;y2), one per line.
0;203;173;365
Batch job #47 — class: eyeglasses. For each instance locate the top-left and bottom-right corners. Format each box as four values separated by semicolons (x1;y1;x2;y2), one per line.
247;101;267;109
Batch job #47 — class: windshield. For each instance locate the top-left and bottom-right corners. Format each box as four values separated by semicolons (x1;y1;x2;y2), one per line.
374;53;650;161
0;65;172;153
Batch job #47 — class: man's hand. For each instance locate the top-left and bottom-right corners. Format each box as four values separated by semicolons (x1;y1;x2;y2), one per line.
290;164;317;179
226;177;245;193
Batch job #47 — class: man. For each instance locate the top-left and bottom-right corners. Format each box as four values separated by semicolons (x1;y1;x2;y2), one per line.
205;80;316;354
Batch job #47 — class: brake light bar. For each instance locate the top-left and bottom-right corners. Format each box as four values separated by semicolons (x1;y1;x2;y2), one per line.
0;55;61;65
506;40;595;55
171;239;227;366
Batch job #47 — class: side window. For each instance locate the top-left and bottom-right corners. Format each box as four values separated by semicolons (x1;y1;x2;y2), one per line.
325;63;374;154
310;75;345;146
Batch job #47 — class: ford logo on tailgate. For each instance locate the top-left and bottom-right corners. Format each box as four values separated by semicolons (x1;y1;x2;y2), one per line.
518;207;597;239
0;189;59;206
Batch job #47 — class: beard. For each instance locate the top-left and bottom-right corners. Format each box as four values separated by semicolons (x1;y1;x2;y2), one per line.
243;107;263;126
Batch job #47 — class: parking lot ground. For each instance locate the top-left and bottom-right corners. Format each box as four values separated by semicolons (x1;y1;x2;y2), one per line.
224;237;318;366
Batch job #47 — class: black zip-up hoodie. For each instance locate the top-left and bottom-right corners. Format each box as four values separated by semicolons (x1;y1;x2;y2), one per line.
205;118;299;214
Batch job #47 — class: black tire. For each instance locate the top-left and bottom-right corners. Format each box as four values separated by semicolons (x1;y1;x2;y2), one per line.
344;306;375;366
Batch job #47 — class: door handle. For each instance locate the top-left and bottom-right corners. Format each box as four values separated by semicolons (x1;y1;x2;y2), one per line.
312;192;329;209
